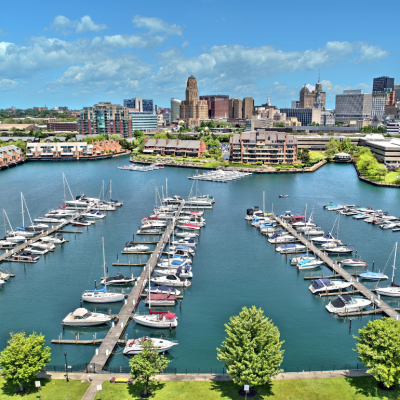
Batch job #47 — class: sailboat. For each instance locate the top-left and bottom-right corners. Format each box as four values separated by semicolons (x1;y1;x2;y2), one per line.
132;266;178;328
105;180;123;207
376;243;400;297
3;209;26;242
82;238;125;303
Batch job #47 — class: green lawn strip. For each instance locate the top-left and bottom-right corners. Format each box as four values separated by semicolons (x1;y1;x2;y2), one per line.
309;151;325;162
0;378;90;400
93;377;400;400
364;171;399;184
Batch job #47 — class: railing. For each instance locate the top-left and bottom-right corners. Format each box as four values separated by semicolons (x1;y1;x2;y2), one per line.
43;363;366;375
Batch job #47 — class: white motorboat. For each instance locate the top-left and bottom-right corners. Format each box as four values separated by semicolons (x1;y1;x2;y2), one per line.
280;211;293;220
268;235;295;244
154;265;193;279
144;293;177;306
326;295;371;313
290;255;315;265
321;240;343;249
101;273;135;285
151;274;191;287
8;229;35;238
298;228;325;236
340;259;368;267
0;279;5;285
309;278;352;294
0;240;17;248
6;235;26;243
123;337;178;355
297;258;324;270
381;223;399;230
83;210;105;219
324;246;354;254
157;258;192;268
359;272;388;280
25;246;48;255
311;233;338;244
177;224;201;231
276;244;306;254
73;218;91;227
41;233;66;244
62;308;112;326
0;271;11;281
124;243;150;252
83;238;126;303
353;213;369;219
167;245;195;255
12;251;40;261
133;311;178;328
174;231;198;238
171;239;196;248
144;286;181;296
34;217;61;223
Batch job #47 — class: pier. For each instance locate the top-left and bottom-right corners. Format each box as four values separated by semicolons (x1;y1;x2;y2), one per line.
273;216;400;320
0;206;94;265
87;201;185;372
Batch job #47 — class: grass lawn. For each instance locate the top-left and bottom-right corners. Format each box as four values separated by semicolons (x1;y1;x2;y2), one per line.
93;376;400;399
364;171;400;184
0;378;90;400
309;151;326;163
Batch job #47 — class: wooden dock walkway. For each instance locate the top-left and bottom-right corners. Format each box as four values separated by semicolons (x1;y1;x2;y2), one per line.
273;216;400;320
87;201;185;371
0;206;95;264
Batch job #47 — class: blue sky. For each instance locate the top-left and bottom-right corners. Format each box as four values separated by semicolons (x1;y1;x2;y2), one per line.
0;0;397;110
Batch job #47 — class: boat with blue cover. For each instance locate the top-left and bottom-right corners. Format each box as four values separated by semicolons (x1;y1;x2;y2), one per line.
359;272;388;280
309;278;352;294
144;286;181;296
276;244;306;254
297;258;324;270
311;232;338;244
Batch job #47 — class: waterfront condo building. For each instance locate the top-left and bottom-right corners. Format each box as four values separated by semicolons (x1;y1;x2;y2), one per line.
229;130;298;164
78;102;132;138
0;145;24;169
143;138;207;157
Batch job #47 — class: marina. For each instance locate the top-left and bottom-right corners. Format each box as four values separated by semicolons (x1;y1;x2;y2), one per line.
2;158;400;373
188;170;252;182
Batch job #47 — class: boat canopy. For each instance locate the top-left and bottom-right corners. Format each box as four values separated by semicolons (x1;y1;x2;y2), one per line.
147;293;176;300
166;313;176;319
312;279;332;289
86;287;107;293
149;309;168;314
72;308;89;317
360;272;386;278
176;245;190;250
281;244;296;248
330;294;352;308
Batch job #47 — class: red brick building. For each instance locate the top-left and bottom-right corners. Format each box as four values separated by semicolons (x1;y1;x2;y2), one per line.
47;122;78;131
200;95;229;119
144;138;207;157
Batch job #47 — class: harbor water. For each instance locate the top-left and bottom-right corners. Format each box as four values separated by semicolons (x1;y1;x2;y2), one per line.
1;157;400;372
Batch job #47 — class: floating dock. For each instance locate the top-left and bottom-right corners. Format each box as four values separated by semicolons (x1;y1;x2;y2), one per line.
273;216;400;320
87;201;185;372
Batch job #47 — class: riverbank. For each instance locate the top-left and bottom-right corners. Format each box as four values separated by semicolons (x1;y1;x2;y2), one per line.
354;163;400;188
130;157;327;174
27;150;130;162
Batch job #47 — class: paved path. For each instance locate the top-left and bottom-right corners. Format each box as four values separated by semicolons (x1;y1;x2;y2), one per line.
38;369;370;400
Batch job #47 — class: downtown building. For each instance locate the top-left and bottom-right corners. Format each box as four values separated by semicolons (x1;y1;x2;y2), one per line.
78;102;132;138
199;95;229;119
171;99;182;122
229;97;254;119
334;90;372;123
180;76;208;125
229;130;298;164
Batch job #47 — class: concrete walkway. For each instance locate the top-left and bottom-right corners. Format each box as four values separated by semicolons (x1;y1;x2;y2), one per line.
38;369;370;400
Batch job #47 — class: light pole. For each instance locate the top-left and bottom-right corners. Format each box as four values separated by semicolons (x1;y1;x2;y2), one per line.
64;351;69;382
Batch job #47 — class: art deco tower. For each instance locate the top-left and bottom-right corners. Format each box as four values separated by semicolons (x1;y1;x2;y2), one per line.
180;76;208;125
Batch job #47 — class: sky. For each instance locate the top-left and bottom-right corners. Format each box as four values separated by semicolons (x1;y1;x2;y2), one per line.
0;0;398;110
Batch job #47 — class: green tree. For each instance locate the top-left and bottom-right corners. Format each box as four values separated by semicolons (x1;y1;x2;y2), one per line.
0;332;51;391
355;318;400;389
342;138;352;153
129;339;170;396
133;130;145;138
300;148;310;163
217;306;284;387
325;138;339;156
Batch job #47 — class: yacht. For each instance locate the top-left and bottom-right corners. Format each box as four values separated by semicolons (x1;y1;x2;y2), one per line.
177;224;201;231
309;278;352;294
290;255;315;265
280;211;293;220
157;258;192;268
340;259;368;267
181;210;204;217
268;235;296;244
5;234;26;243
171;238;196;248
174;231;198;238
82;287;125;303
154;265;193;279
123;243;150;252
381;222;399;230
133;311;178;328
324;245;354;254
62;308;112;326
0;271;11;281
101;273;135;285
276;244;306;254
73;217;92;227
12;251;40;261
326;295;371;313
167;245;195;255
144;286;181;296
311;233;338;244
25;246;48;255
123;337;178;355
375;243;400;296
83;210;105;219
0;240;16;249
151;274;191;287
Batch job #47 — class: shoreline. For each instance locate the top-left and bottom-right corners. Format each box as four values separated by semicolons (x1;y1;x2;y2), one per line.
130;157;327;174
353;162;400;189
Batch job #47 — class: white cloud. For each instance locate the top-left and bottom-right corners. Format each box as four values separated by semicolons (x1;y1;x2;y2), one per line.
354;44;389;63
47;15;107;35
132;15;183;36
76;16;107;33
0;78;20;91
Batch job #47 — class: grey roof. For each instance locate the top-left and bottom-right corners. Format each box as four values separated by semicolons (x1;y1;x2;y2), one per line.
230;130;297;145
145;139;201;149
0;136;35;142
0;145;22;154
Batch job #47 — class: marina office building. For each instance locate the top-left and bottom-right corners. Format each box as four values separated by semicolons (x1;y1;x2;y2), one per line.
229;131;298;164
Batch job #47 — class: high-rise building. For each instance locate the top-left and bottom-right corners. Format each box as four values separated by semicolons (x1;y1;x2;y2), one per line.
179;76;208;125
123;98;143;112
394;84;400;102
129;111;157;131
78;102;132;137
142;99;154;113
279;108;321;126
335;90;372;123
242;97;254;119
372;76;394;93
299;77;326;108
199;95;229;118
291;101;300;109
229;98;242;118
171;98;182;121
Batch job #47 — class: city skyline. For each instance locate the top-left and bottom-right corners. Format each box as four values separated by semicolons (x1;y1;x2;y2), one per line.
0;0;396;110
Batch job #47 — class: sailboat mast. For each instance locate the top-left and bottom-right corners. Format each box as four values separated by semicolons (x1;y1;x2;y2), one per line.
263;191;265;215
392;242;398;285
102;237;106;281
110;180;112;201
166;178;168;198
21;192;24;228
148;261;151;309
3;209;6;236
22;194;34;226
63;173;66;203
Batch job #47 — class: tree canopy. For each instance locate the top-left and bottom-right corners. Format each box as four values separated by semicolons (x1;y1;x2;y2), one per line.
129;339;170;396
356;148;387;180
0;332;51;390
355;318;400;389
217;306;284;387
